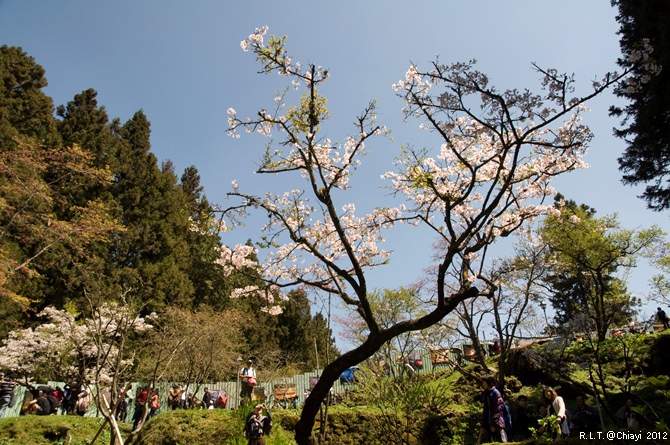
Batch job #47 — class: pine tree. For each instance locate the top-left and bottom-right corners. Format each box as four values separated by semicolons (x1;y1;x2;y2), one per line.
0;45;59;148
57;88;120;171
110;111;193;309
180;165;231;309
276;290;339;370
611;0;670;210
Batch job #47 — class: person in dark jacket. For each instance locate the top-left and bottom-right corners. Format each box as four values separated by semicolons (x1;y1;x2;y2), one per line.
571;396;599;434
657;307;669;329
243;403;272;445
479;375;507;443
511;395;532;440
202;387;213;409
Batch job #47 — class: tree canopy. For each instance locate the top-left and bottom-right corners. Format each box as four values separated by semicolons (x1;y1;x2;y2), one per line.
540;196;664;340
0;45;339;371
611;0;670;210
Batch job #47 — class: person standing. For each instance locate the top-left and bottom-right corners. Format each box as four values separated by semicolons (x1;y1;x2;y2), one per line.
541;387;570;439
148;389;160;419
132;386;148;432
168;384;181;410
116;397;128;422
243;403;272;445
478;375;507;443
657;307;669;330
60;384;73;415
180;383;189;409
511;395;532;441
75;387;90;416
239;359;256;406
623;399;640;431
202;387;213;409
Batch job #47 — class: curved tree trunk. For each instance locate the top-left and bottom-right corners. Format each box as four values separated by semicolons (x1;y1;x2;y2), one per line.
294;286;478;445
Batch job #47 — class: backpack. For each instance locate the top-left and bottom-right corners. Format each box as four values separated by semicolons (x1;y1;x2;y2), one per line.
492;389;513;432
244;413;272;438
502;400;513;432
339;368;356;384
47;393;61;412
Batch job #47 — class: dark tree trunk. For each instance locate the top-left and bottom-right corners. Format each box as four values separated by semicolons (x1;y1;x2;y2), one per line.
294;286;478;445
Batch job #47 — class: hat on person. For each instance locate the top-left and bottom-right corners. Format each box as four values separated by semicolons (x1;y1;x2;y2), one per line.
247;359;253;364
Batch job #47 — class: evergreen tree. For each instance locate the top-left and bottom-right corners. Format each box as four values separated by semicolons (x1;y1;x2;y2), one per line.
57;88;120;171
611;0;670;210
0;45;59;148
110;111;193;309
306;311;339;368
180;165;231;309
52;89;125;304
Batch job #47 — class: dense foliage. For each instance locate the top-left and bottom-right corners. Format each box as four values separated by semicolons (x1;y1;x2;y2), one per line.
0;45;339;385
611;0;670;210
539;196;662;341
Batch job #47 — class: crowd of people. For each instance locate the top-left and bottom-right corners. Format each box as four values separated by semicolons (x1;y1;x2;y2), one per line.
477;375;648;443
5;384;93;417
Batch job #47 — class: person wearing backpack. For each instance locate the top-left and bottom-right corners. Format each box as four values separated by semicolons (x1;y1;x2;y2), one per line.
243;403;272;445
479;375;508;443
75;387;90;416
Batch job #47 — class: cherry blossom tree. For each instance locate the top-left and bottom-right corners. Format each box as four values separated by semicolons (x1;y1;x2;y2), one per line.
0;299;152;445
0;303;150;385
225;27;633;444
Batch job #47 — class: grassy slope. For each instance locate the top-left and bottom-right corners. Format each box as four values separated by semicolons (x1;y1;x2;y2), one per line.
0;415;133;445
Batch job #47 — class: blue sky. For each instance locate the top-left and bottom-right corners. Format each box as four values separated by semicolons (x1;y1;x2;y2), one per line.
1;1;667;348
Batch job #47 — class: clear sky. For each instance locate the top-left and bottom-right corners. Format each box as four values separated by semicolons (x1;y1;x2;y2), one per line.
1;1;667;349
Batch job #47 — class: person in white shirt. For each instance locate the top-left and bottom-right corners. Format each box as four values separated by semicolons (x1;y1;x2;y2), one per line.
239;359;256;405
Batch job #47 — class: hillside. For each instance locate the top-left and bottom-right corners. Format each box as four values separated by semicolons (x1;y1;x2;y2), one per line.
1;330;668;444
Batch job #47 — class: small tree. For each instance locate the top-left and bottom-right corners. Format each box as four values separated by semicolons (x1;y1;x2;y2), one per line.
649;242;670;306
225;27;634;444
489;228;550;390
540;197;664;341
